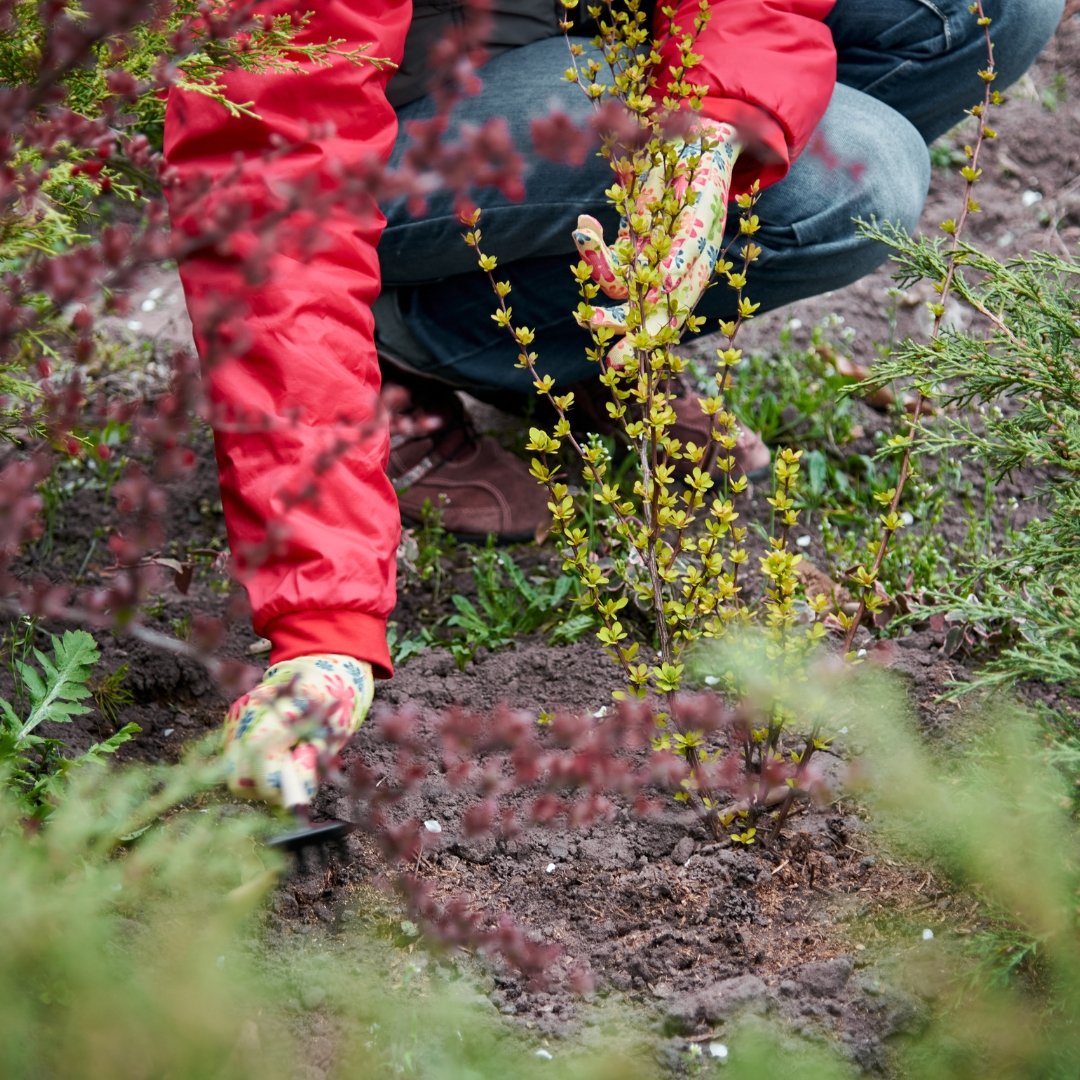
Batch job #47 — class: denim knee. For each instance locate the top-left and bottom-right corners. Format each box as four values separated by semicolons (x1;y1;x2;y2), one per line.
879;133;927;242
797;107;929;289
836;106;929;239
715;88;931;314
828;0;1063;143
757;90;929;257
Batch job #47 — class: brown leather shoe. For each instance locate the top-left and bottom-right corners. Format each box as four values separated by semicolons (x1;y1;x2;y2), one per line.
385;381;551;542
569;376;771;481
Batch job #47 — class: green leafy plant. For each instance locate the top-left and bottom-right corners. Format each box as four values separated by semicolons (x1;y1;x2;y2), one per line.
445;542;594;667
854;232;1080;691
720;316;864;452
0;629;138;817
717;315;998;601
1039;70;1069;113
386;620;432;667
834;11;1078;691
397;496;455;604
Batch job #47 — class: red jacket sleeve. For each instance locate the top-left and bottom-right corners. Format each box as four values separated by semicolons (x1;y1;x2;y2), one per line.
164;1;412;678
655;0;837;193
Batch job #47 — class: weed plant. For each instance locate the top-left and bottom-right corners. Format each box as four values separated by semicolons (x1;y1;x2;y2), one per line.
393;529;595;669
397;497;455;604
721;316;864;454
445;541;595;664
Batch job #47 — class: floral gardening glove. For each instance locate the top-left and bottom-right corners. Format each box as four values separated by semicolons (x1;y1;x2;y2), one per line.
572;120;740;368
223;654;374;808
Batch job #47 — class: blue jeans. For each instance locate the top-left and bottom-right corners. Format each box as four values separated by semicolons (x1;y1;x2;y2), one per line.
376;0;1063;397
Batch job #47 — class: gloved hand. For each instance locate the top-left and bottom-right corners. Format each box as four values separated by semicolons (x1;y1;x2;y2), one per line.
223;654;374;808
572;119;740;368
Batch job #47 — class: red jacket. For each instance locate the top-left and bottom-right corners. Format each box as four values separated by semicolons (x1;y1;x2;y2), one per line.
164;1;836;678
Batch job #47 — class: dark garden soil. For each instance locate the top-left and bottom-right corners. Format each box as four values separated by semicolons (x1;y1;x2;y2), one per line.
11;12;1080;1077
